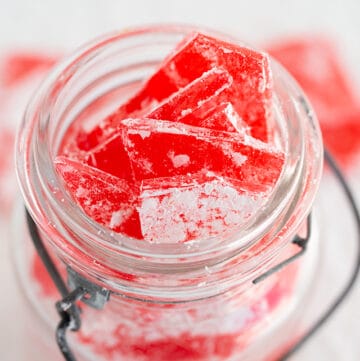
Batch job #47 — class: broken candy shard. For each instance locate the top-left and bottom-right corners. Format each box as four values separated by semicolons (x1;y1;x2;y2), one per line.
268;38;360;166
125;32;272;140
83;132;134;182
85;72;242;172
146;68;235;131
179;102;249;133
126;32;273;141
121;118;284;192
1;52;57;87
79;32;273;150
55;156;142;239
320;109;360;166
267;38;357;122
139;173;263;243
107;32;216;119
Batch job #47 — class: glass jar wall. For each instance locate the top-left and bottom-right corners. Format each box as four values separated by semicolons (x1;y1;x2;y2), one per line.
14;26;323;361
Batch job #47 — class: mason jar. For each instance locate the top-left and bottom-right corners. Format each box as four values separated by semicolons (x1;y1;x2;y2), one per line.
14;25;323;361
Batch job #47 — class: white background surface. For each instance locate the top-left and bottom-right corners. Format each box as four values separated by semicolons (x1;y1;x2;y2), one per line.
1;1;360;360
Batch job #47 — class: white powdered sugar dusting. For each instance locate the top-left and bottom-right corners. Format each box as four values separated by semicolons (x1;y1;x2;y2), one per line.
180;108;192;117
75;185;89;198
231;152;248;166
139;176;264;243
110;210;125;229
223;102;249;133
128;129;151;139
167;151;190;168
135;157;153;174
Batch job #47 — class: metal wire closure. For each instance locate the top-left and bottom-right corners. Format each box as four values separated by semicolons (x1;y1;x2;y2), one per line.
278;149;360;360
25;149;360;361
25;210;86;361
55;287;86;361
252;215;311;285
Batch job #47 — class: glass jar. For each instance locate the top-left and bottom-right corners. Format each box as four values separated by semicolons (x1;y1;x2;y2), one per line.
14;25;323;361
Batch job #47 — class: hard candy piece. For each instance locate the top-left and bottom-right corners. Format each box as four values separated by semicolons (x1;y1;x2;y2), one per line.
81;83;247;181
0;52;58;215
138;173;263;243
78;32;273;150
57;118;284;242
55;156;141;239
268;37;360;165
120;118;284;192
268;38;357;121
179;102;249;133
105;32;218;120
147;68;235;132
83;132;134;182
138;32;273;142
0;52;57;87
320;109;360;166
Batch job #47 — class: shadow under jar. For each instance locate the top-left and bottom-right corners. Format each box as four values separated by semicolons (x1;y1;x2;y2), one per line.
15;25;323;361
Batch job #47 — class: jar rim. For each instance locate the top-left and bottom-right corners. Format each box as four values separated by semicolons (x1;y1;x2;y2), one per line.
16;24;323;299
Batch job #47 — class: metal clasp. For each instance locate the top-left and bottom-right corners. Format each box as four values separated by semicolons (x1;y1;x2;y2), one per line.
67;267;110;309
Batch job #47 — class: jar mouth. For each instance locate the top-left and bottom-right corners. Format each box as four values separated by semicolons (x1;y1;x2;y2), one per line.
16;25;323;288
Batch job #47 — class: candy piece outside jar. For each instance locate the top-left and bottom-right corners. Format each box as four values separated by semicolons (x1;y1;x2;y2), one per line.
14;25;323;361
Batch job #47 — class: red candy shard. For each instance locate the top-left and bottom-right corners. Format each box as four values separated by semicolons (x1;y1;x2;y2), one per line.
55;33;284;242
61;113;282;243
55;156;142;239
268;37;360;165
180;102;249;133
1;52;57;87
107;32;219;119
268;38;357;120
83;133;134;182
320;109;360;166
138;173;263;243
78;32;273;150
135;32;273;142
146;68;233;127
120;118;284;192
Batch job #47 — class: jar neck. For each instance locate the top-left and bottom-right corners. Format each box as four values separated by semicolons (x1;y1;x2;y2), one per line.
16;26;323;302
